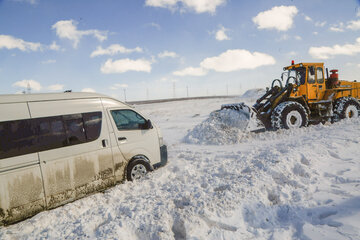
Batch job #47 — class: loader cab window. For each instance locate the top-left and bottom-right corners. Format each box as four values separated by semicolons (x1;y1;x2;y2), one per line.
316;67;324;84
296;67;306;85
308;66;316;84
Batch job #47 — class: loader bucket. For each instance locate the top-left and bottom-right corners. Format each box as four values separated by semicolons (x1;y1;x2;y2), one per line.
221;103;265;132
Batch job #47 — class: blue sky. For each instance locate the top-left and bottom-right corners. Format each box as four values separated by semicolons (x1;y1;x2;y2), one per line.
1;0;360;101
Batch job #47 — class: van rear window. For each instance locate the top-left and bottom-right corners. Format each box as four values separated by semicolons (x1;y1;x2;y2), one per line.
0;119;38;159
0;111;102;160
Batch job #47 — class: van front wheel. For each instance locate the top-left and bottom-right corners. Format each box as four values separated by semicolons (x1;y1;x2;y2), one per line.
127;159;151;181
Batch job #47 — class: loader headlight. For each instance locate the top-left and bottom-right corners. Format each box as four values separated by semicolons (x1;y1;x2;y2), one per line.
159;136;164;146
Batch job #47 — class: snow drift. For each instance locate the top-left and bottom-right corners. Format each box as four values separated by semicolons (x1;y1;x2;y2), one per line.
183;108;249;145
241;88;266;99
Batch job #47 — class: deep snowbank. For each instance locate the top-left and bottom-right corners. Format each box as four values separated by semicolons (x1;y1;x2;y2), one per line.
183;108;249;145
241;88;266;99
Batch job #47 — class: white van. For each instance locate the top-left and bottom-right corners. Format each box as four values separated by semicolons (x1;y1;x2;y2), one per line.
0;92;167;225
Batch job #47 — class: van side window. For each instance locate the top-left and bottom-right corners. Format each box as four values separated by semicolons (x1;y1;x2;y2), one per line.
111;110;146;130
63;114;86;145
0;111;102;160
36;116;67;151
83;112;102;141
0;119;37;159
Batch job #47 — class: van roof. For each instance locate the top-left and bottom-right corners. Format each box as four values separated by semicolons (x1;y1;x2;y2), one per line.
0;92;123;104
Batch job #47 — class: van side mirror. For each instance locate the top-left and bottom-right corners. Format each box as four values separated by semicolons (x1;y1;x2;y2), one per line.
141;119;153;129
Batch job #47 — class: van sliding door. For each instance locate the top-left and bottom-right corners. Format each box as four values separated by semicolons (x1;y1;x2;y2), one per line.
28;99;115;208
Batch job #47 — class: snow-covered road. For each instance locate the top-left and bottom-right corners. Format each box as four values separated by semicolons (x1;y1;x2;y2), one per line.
1;96;359;240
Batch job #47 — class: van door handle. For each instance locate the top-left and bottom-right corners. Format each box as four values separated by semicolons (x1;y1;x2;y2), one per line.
118;137;127;141
102;139;107;147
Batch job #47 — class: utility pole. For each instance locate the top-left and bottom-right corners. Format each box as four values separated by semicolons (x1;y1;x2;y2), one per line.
226;84;229;96
172;82;176;98
27;82;31;94
146;88;149;100
186;85;189;98
123;88;127;102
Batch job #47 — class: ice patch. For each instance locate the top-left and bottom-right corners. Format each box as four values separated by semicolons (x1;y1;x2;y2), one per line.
183;109;249;145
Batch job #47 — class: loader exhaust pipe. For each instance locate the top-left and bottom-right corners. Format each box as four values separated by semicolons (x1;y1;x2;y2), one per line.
326;68;329;79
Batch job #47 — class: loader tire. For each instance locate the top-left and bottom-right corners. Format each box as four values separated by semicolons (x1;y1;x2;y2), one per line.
333;97;360;121
271;101;308;130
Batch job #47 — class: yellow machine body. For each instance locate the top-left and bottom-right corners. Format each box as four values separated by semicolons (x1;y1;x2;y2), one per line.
284;62;360;103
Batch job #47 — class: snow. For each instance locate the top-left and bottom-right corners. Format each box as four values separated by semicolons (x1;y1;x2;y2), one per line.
1;96;360;240
183;108;249;145
241;88;266;99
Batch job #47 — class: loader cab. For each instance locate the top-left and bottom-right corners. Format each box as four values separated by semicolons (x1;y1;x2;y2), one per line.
306;64;325;101
285;62;326;101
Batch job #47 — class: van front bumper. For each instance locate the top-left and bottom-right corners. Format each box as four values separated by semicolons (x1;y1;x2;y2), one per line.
154;145;168;169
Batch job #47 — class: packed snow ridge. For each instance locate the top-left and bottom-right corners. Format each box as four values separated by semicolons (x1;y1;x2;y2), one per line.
184;88;266;145
184;109;249;145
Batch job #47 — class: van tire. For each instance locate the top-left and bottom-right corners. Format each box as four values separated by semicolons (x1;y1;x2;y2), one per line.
126;158;151;181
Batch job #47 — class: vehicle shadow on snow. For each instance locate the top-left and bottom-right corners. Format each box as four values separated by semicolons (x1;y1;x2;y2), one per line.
243;196;360;239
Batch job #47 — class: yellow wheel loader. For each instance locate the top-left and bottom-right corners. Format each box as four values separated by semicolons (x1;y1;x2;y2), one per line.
222;61;360;131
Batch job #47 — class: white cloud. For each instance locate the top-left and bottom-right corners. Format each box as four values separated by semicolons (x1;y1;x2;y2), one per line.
329;26;344;32
91;44;143;57
315;21;326;27
146;22;161;30
215;25;230;41
52;20;107;48
101;58;152;74
110;83;128;90
294;35;302;40
304;15;312;21
329;22;344;32
158;50;178;58
173;49;275;77
313;31;318;35
347;20;360;30
309;37;360;59
200;49;276;72
48;84;64;91
278;34;289;41
81;88;96;93
252;5;298;31
12;79;42;91
49;41;60;51
0;35;42;51
173;67;208;76
11;0;38;5
157;77;178;82
145;0;226;14
41;59;56;64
